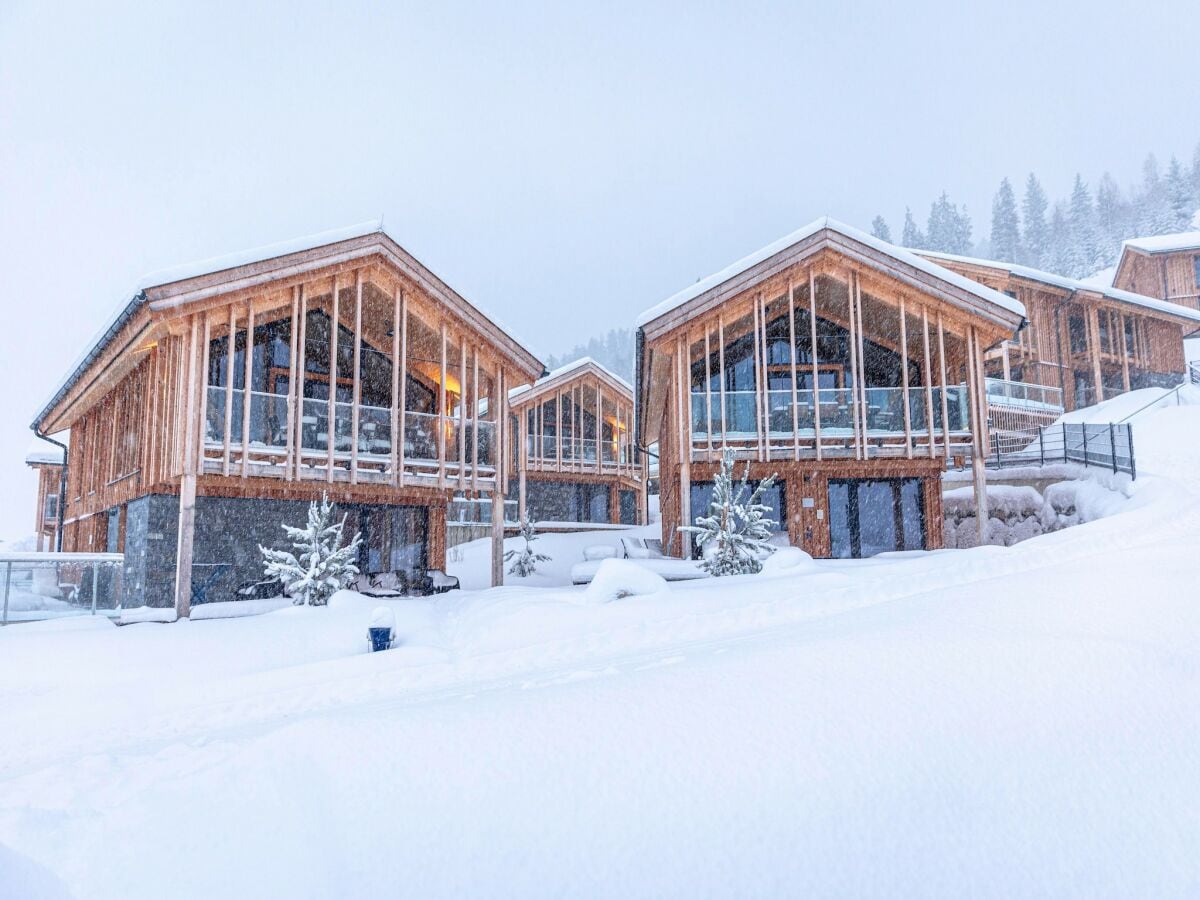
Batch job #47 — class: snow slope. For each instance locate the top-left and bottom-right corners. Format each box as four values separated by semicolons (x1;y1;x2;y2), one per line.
1;401;1199;897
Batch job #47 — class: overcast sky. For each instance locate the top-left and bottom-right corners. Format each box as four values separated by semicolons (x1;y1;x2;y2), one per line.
1;0;1198;543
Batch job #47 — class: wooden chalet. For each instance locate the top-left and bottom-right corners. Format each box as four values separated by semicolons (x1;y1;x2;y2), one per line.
1113;231;1200;311
508;358;645;526
32;221;543;613
919;251;1200;415
635;218;1025;559
25;438;65;552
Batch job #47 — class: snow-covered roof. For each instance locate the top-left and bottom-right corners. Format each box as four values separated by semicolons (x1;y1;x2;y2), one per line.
509;356;633;402
636;217;1026;329
1121;231;1200;255
25;435;67;466
918;250;1200;324
34;219;544;431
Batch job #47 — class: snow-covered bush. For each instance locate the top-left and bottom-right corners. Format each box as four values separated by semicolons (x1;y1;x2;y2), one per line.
582;558;670;603
260;494;363;606
682;447;777;576
505;516;550;577
760;546;815;575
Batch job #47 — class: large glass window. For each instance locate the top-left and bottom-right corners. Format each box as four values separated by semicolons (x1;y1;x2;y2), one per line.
688;479;785;555
828;478;925;558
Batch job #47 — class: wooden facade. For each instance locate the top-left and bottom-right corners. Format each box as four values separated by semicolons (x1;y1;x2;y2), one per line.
638;220;1023;559
1114;236;1200;311
34;223;542;612
508;359;646;525
26;459;63;552
921;252;1200;411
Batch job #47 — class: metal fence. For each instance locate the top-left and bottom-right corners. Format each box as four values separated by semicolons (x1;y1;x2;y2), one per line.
0;553;125;625
988;422;1136;477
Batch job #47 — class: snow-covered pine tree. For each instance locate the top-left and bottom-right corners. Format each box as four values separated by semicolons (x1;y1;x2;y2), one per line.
1021;174;1049;268
870;215;892;243
259;493;363;606
990;177;1022;263
901;207;926;249
1047;202;1072;276
681;447;777;577
1164;156;1193;232
1094;173;1127;268
504;516;550;577
1066;174;1099;277
1136;153;1172;236
926;193;972;255
1191;141;1200;209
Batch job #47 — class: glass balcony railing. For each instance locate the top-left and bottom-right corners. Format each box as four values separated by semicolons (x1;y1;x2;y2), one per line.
689;385;972;439
205;387;497;470
984;378;1064;412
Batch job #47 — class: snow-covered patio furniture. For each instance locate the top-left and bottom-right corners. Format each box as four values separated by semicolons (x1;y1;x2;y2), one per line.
619;537;664;559
354;571;407;599
235;576;285;602
582;545;619;561
570;557;706;585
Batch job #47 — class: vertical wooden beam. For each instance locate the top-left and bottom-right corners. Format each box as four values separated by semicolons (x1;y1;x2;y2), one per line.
1119;311;1131;393
966;327;989;547
518;407;527;523
676;337;692;558
717;314;727;443
556;388;563;468
809;269;822;461
703;328;713;459
438;322;447;489
222;305;236;476
458;337;468;489
1089;306;1104;403
490;368;506;589
759;294;771;460
752;295;764;460
293;284;307;480
787;279;800;460
899;296;912;458
854;272;869;457
327;276;339;481
472;348;480;493
173;314;202;620
390;286;401;486
921;306;936;459
240;300;255;478
398;290;408;487
198;313;212;472
846;272;861;459
937;312;950;453
350;270;363;484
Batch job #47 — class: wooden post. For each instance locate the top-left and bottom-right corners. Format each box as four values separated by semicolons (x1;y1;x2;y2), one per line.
703;328;713;458
458;337;468;489
677;340;692;559
240;300;255;478
222;305;236;476
198;314;212;472
1119;311;1131;393
717;314;727;443
556;388;563;466
327;275;339;481
752;295;764;460
1089;306;1104;403
490;370;506;589
787;279;800;460
937;312;950;452
438;322;447;488
921;306;936;459
472;349;480;493
967;328;989;547
854;272;869;457
759;294;771;460
293;284;307;480
595;383;602;474
350;270;363;484
846;272;861;459
173;314;202;620
284;287;298;480
398;291;408;487
809;269;822;460
899;296;912;458
390;286;401;486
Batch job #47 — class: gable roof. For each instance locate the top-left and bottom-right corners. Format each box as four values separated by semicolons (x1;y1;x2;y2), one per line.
917;249;1200;325
509;356;633;406
1121;231;1200;255
34;220;543;431
635;217;1026;333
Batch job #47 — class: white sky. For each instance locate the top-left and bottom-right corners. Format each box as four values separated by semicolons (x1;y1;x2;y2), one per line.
2;0;1198;542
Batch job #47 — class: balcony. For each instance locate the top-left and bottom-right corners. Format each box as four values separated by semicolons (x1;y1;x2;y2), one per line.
983;378;1064;413
688;386;972;458
204;387;497;482
526;435;634;470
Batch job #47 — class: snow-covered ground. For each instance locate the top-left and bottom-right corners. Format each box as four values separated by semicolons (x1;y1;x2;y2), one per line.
2;393;1200;898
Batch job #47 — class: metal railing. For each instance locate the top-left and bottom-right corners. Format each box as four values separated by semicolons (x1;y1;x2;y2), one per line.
984;377;1064;412
988;422;1136;478
1;553;124;624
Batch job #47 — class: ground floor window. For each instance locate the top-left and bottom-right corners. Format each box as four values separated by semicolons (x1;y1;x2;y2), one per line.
527;481;610;523
688;478;785;556
828;477;924;558
352;505;428;576
618;489;637;525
